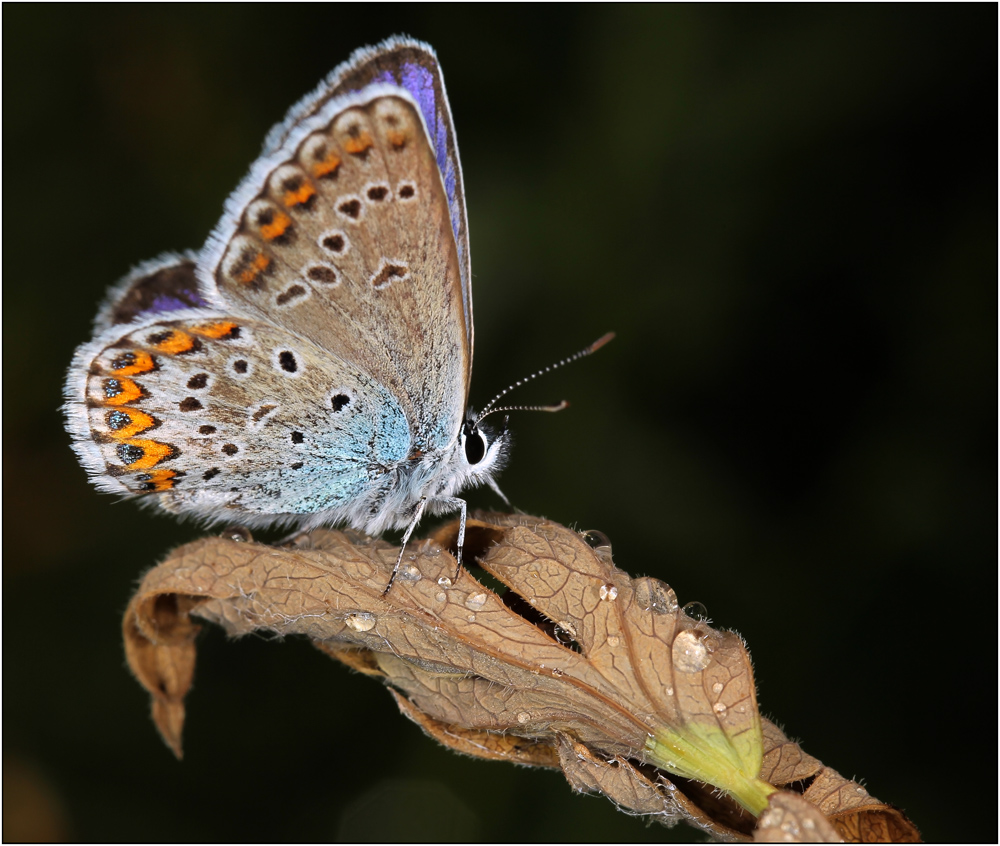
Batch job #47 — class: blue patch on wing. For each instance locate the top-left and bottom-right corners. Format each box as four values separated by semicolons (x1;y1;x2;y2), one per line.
279;377;412;514
148;291;208;316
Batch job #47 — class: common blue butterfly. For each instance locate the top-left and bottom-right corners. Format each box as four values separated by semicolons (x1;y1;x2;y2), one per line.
63;37;610;590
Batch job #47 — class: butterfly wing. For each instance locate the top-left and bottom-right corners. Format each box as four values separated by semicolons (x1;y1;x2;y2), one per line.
66;42;475;528
92;251;206;332
201;84;469;453
65;294;412;529
262;37;473;354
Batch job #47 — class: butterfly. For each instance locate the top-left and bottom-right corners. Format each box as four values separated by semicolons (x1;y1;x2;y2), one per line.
63;36;611;591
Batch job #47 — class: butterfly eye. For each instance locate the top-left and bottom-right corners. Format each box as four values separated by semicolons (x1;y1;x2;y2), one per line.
464;429;487;465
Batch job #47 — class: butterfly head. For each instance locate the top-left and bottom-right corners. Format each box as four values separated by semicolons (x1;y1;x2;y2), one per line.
458;410;511;485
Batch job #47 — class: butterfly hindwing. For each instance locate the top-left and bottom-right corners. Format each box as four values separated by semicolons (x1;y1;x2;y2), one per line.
66;309;411;527
93;252;205;332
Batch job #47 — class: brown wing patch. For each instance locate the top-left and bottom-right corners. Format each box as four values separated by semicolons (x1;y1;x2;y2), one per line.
209;94;469;451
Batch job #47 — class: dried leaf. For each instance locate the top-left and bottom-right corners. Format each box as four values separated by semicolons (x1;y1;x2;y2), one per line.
122;591;201;758
121;513;920;841
390;689;562;768
760;718;823;784
755;791;843;842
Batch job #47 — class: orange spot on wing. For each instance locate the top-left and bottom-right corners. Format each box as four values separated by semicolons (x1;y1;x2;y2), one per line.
111;351;154;376
259;211;292;241
103;378;143;406
192;321;239;339
139;469;177;492
344;132;373;155
151;330;195;355
387;129;407;148
109;408;155;440
121;438;174;470
239;252;271;285
312;152;341;178
283;183;316;207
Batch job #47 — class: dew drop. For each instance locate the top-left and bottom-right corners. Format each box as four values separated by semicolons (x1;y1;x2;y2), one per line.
683;600;710;622
664;686;674;696
599;583;618;601
467;614;476;622
672;629;711;673
712;682;724;694
221;526;253;543
397;562;422;582
606;635;620;648
517;712;530;724
344;611;376;632
435;591;447;603
437;576;452;588
581;529;612;549
633;577;678;615
551;668;564;677
465;592;487;611
713;702;727;715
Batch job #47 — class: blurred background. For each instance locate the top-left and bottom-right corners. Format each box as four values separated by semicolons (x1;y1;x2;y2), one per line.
4;5;994;842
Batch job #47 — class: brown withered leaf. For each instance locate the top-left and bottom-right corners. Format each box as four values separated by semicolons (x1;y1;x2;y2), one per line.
755;791;842;842
122;513;920;842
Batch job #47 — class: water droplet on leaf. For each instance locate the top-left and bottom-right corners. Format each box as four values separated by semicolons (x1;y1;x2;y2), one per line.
222;526;253;543
672;629;711;672
465;592;487;611
682;601;709;622
344;611;377;632
397;563;421;582
581;529;612;549
633;577;678;615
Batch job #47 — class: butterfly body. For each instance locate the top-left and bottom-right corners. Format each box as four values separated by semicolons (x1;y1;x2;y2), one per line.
64;39;509;557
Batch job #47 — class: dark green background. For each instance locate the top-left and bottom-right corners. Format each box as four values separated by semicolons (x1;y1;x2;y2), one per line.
5;5;995;842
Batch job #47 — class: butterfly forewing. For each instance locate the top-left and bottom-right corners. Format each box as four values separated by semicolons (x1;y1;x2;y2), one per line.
204;93;468;453
262;38;473;351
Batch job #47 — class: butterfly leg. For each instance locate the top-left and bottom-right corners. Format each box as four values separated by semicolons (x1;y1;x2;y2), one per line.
382;496;468;595
382;496;429;596
428;496;468;583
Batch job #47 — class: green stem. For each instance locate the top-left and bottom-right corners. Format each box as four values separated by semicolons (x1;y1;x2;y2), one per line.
645;726;777;816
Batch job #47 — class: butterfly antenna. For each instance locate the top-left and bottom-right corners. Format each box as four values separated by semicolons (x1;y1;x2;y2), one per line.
475;332;615;426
